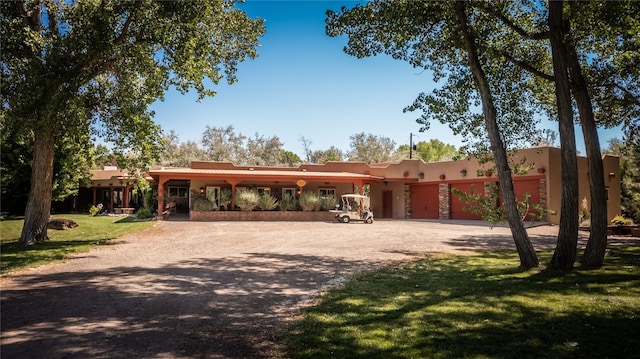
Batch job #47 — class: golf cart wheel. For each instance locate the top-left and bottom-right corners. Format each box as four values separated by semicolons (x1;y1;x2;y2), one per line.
341;216;350;223
366;218;373;224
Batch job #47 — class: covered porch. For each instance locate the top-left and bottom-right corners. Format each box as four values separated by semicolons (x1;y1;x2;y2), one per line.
148;161;385;220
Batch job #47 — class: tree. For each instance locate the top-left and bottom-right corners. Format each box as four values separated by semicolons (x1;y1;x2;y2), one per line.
280;150;302;167
0;117;94;215
201;125;248;164
200;125;290;166
309;146;345;164
490;0;640;268
327;1;539;267
347;132;396;164
245;133;286;166
397;139;462;162
2;1;264;245
160;130;206;167
547;1;580;270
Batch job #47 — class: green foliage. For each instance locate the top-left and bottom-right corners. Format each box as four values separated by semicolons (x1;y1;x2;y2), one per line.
89;204;104;217
308;146;345;164
1;0;264;243
235;188;260;211
320;196;338;211
193;198;215;212
256;193;278;211
280;150;302;167
1;215;155;274
219;188;232;209
299;192;322;212
611;215;634;227
348;132;397;163
608;136;640;224
397;139;462;162
135;208;153;219
452;183;546;225
284;248;640;358
279;193;298;211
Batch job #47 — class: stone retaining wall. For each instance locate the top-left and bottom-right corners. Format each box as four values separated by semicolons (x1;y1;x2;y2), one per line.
190;210;337;222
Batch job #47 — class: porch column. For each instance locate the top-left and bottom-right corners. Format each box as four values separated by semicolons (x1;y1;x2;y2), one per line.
157;177;168;217
92;187;97;206
225;179;241;211
123;184;131;208
109;184;114;213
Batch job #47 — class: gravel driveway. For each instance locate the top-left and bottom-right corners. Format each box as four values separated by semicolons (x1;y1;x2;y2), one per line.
0;220;606;358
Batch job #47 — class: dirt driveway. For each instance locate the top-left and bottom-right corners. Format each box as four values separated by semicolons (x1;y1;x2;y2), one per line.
0;220;618;358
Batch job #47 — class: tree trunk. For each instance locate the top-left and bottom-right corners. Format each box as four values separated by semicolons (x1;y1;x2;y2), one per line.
455;2;538;268
19;126;55;245
565;44;608;268
548;0;579;270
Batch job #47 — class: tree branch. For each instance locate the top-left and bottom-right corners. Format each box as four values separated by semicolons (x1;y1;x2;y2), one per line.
501;51;555;82
15;0;41;32
490;8;550;40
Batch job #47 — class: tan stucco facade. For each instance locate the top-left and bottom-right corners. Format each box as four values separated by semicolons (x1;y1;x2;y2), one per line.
87;146;620;225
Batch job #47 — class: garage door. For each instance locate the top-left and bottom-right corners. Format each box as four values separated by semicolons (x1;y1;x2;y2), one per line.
450;182;484;220
410;184;439;219
513;178;541;221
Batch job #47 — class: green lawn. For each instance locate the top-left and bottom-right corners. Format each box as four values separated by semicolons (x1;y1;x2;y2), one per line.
1;214;156;275
284;249;640;359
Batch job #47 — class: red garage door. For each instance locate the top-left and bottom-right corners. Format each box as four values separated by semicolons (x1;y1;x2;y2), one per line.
450;182;484;220
410;184;439;219
513;178;541;221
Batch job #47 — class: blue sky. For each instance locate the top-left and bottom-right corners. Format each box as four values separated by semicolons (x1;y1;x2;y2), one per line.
149;1;619;158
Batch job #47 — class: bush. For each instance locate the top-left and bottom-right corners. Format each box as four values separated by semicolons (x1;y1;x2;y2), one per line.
257;193;278;211
611;215;634;226
89;203;103;216
136;208;153;219
235;188;260;211
299;192;321;211
219;188;232;210
194;198;215;211
279;193;298;211
320;196;337;211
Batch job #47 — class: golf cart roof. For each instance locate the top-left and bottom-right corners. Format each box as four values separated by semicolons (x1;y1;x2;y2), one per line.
341;194;370;199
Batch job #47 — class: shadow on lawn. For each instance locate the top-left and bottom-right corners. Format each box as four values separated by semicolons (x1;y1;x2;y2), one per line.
286;249;640;359
1;252;373;359
443;230;640;253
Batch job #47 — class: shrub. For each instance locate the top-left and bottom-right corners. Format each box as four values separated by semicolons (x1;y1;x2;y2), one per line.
219;188;232;210
299;191;321;211
611;215;634;226
320;196;337;211
279;193;298;211
89;203;104;216
136;208;153;219
257;193;278;211
194;198;215;211
235;188;260;211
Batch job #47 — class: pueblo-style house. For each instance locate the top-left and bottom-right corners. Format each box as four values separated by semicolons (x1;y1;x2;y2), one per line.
71;147;621;224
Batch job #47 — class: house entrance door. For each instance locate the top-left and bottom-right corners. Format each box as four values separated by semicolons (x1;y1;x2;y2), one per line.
382;190;393;218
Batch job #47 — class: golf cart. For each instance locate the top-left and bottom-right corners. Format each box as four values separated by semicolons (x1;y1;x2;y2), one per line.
332;194;374;224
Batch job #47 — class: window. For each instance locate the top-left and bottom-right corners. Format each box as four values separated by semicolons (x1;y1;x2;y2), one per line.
168;187;188;198
283;188;296;197
319;188;336;198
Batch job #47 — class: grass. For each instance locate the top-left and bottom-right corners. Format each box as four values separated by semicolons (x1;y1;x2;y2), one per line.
283;249;640;359
1;214;156;275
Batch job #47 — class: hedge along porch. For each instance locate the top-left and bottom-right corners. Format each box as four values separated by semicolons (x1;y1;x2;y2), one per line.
144;147;621;224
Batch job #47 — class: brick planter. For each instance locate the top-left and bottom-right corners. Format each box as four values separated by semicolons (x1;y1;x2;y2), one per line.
190;210;337;222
